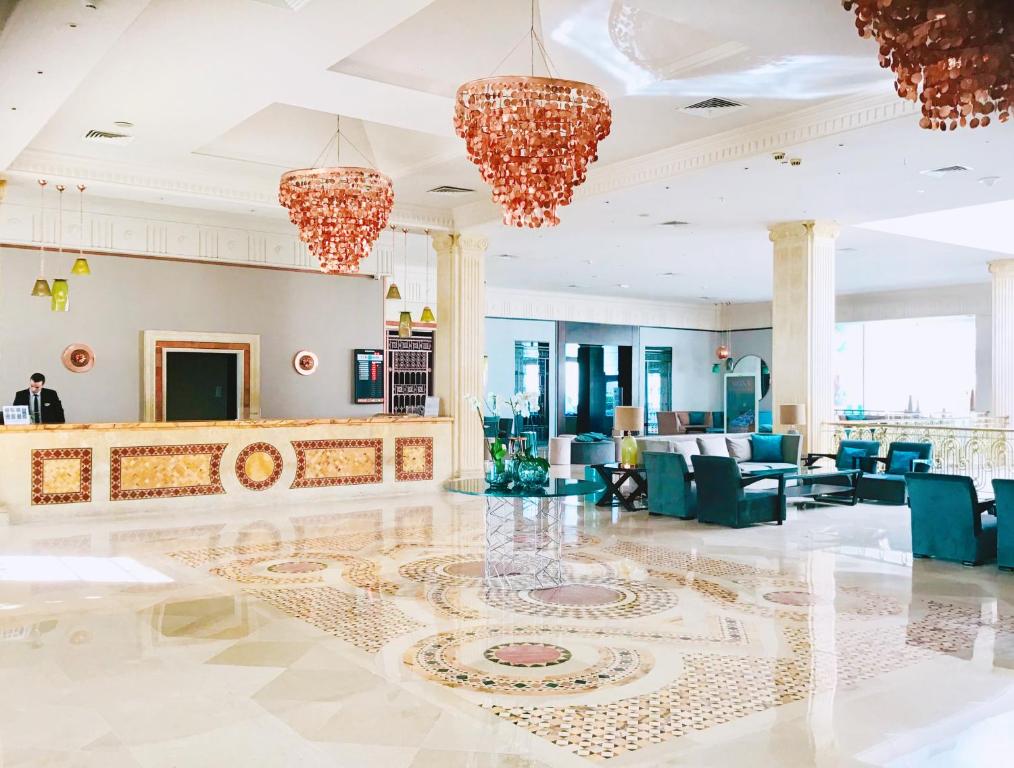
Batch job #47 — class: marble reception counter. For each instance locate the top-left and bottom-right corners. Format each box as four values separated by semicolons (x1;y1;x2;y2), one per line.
0;416;451;523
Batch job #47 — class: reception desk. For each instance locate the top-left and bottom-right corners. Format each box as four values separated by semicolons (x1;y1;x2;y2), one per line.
0;416;452;523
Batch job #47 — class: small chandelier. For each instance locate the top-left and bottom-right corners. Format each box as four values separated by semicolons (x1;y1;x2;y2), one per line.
843;0;1012;130
453;1;611;228
279;118;393;273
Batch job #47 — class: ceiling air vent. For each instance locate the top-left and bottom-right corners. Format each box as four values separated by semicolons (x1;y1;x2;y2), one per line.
428;185;475;195
659;220;690;227
83;129;134;145
680;97;746;118
921;165;971;177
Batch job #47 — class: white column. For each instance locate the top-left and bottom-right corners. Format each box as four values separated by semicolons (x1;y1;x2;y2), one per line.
432;232;488;477
769;221;838;452
990;259;1014;422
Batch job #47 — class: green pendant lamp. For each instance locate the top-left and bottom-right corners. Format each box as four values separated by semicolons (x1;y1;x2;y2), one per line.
384;227;401;300
397;228;412;337
32;179;51;296
419;229;435;323
70;184;90;275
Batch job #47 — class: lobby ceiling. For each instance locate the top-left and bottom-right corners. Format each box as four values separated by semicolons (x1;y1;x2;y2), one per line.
1;0;1011;302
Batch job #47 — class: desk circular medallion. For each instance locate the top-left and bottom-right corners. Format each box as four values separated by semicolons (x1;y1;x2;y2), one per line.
293;350;318;375
235;442;283;490
61;343;95;373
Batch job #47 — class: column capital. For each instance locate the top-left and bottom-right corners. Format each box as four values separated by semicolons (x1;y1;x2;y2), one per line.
989;259;1014;278
457;233;489;256
430;232;489;258
768;220;840;243
430;232;456;256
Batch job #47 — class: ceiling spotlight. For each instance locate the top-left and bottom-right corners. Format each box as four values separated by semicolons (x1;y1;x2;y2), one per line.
979;176;1001;187
113;120;134;129
68;23;78;28
772;151;786;162
789;157;802;166
83;1;98;9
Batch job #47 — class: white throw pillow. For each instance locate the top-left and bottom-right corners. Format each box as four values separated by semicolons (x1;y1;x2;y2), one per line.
726;435;752;462
674;439;701;462
697;435;730;457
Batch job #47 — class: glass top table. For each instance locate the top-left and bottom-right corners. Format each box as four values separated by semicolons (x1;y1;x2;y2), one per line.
444;477;602;497
744;466;861;506
445;477;602;589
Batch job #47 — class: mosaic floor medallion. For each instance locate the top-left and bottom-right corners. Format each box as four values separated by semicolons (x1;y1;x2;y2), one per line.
482;578;679;620
405;626;652;695
266;561;328;574
484;642;572;668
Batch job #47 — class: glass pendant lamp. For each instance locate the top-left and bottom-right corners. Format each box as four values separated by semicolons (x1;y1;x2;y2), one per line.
384;227;401;300
397;228;412;337
51;185;69;311
70;184;90;275
31;179;51;296
420;229;435;323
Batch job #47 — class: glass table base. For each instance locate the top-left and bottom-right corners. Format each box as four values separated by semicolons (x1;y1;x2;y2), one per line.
483;495;564;590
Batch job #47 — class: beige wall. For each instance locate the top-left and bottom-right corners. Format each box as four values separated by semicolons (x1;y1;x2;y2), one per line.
0;247;384;423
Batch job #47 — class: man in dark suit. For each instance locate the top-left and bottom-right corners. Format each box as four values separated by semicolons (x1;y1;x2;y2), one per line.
13;373;65;424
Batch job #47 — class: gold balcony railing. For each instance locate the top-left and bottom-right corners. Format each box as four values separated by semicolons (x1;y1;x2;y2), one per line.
823;421;1014;491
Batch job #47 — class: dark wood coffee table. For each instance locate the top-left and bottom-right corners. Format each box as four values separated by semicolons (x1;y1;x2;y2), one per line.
591;462;647;511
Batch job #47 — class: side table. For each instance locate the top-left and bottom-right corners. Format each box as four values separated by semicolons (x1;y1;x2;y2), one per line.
591;462;647;511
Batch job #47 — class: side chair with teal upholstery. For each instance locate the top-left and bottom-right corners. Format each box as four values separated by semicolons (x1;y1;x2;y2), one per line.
857;441;932;504
804;439;880;471
993;479;1014;571
643;451;697;519
691;455;786;528
908;473;996;566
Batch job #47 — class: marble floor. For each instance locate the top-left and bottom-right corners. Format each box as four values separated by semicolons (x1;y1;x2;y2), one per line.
3;489;1014;768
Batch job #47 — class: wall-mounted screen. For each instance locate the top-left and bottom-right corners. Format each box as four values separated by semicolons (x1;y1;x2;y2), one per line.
353;349;384;404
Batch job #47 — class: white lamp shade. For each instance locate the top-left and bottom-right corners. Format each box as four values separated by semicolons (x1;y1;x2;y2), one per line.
613;406;644;432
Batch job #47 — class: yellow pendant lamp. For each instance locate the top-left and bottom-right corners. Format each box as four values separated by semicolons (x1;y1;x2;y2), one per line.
419;229;435;323
32;179;51;296
51;185;70;312
71;184;90;275
384;227;401;299
397;228;412;337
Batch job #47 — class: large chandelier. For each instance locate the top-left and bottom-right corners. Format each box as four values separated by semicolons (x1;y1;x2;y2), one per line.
453;3;611;227
843;0;1012;130
279;120;393;274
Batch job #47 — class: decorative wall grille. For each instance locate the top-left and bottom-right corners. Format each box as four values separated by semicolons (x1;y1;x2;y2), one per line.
387;332;433;414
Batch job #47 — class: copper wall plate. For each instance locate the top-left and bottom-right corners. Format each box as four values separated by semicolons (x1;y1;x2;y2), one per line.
293;350;318;376
61;343;95;373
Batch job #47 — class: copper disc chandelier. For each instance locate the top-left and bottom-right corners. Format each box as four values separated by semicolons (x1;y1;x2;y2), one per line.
843;0;1012;130
453;1;611;228
279;118;393;274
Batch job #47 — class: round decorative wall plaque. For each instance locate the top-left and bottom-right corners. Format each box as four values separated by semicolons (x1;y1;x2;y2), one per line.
61;343;95;373
293;350;318;376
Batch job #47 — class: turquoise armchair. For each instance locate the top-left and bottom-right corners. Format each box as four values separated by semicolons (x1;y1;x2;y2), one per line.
643;451;697;519
908;473;996;566
993;479;1014;571
691;455;786;528
804;439;880;470
857;441;932;504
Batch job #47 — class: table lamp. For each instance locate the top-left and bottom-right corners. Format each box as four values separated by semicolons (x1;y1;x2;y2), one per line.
613;406;644;468
779;404;806;435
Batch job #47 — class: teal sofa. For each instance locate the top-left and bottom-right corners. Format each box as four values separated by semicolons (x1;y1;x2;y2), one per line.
908;473;996;566
643;451;696;519
994;479;1014;571
857;441;932;504
690;455;786;528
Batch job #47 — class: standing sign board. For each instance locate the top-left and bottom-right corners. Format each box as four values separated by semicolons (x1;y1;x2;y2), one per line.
724;374;758;433
2;406;31;425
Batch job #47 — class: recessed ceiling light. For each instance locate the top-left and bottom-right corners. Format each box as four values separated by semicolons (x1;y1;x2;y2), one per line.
583;259;593;264
68;23;78;28
9;107;15;111
567;283;579;289
497;253;516;259
638;213;650;217
660;272;678;277
979;175;1001;187
618;283;630;289
838;247;857;253
114;120;134;129
36;70;43;75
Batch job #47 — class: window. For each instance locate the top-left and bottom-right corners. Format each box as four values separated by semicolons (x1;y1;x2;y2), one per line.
833;315;976;417
514;341;550;444
644;347;672;434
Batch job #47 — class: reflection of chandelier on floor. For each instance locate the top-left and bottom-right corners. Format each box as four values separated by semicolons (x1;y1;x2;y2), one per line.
454;1;611;227
279;118;393;274
843;0;1012;130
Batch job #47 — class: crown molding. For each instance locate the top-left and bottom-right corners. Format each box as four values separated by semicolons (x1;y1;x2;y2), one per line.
454;91;915;229
6;149;455;231
486;286;720;330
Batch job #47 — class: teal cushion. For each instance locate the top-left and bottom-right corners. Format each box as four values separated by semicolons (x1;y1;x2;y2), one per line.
888;450;920;475
688;412;706;426
575;432;610;443
751;434;783;462
837;446;866;470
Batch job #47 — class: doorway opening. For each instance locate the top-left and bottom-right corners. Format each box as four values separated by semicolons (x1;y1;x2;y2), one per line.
164;351;239;421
